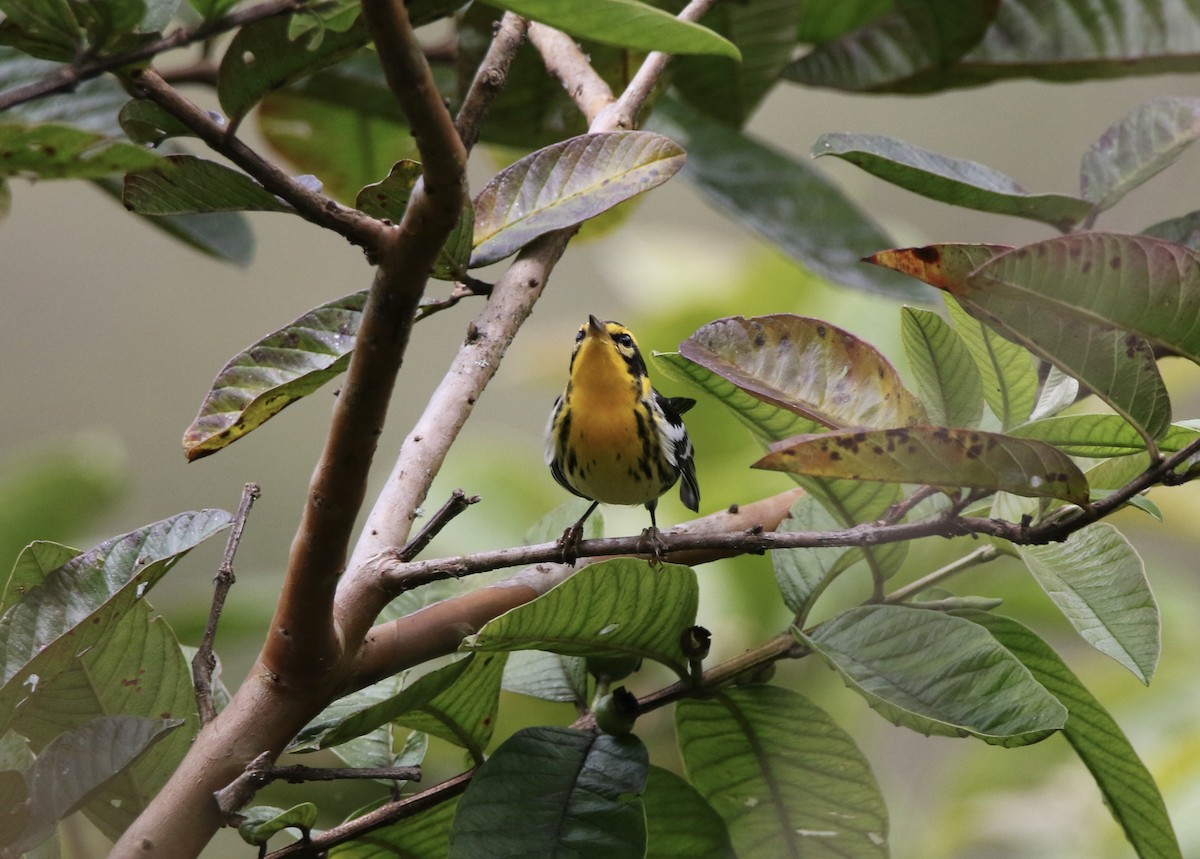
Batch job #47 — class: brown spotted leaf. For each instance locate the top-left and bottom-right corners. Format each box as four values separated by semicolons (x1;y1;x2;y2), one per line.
183;292;365;460
870;241;1173;441
755;426;1089;504
678;315;926;431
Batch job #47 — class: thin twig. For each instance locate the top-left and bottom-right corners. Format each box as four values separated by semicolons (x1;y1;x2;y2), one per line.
455;11;529;152
265;771;475;857
884;544;1001;604
397;488;481;562
214;751;274;817
125;69;387;254
193;483;260;726
528;23;615;125
0;0;304;112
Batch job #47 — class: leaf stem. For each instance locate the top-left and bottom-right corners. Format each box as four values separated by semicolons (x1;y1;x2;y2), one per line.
884;544;1000;604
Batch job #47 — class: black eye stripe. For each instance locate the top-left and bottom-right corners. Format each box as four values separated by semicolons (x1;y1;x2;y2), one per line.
575;328;585;342
614;333;634;348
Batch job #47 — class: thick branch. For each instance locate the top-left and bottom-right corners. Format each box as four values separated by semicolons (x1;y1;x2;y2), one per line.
455;12;529;152
0;0;303;112
126;69;386;253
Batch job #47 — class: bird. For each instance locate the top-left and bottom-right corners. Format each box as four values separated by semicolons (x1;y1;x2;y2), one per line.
546;315;699;555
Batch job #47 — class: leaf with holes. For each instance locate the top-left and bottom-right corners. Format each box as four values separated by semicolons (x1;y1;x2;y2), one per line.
677;685;887;858
679;315;926;432
813;132;1090;231
183;292;364;460
757;426;1089;504
800;605;1067;745
0;123;158;180
467;559;698;680
471;131;684;267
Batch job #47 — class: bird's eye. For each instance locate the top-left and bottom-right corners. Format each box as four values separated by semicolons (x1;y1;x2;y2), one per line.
575;328;586;343
614;333;634;348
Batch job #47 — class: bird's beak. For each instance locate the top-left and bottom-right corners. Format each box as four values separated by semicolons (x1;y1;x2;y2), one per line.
587;315;605;335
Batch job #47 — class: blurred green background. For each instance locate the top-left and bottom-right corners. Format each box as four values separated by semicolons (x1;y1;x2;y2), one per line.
5;69;1200;857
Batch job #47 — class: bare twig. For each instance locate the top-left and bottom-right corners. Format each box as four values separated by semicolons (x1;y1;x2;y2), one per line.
214;751;274;817
125;69;387;254
455;12;529;152
528;23;615;124
265;770;475;857
193;483;261;726
396;488;481;563
0;0;303;112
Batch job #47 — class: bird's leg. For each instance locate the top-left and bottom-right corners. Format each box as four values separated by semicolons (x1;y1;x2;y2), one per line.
559;501;599;564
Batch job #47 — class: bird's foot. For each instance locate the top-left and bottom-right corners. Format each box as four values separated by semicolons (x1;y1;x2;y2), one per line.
558;522;584;565
638;526;668;566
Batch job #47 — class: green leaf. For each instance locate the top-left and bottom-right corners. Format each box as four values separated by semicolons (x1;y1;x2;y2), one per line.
218;13;370;125
643;766;735;859
501;650;588;704
0;0;84;61
238;803;318;845
13;715;181;855
448;727;648;858
676;685;887;858
672;0;800;128
900;306;983;428
1029;364;1079;421
943;292;1038;429
467;559;699;680
118;99;195;146
94;176;257;266
1018;523;1159;683
11;606;198;840
295;652;503;761
330;793;458;857
758;426;1090;505
961;610;1182;859
789;0;1200;91
1081;96;1200;215
182;291;365;460
799;605;1067;745
813;132;1091;231
646;97;922;300
678;315;926;431
188;0;240;20
772;495;859;617
783;0;997;91
257;51;420;204
0;509;232;731
356;160;473;280
796;0;891;43
471;131;685;267
0;122;158;180
479;0;740;58
123;155;292;215
1011;415;1200;458
391;653;507;761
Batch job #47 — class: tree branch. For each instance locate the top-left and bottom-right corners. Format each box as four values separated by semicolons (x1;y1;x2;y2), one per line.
125;69;387;254
266;770;474;857
0;0;304;112
455;12;529;152
528;23;615;124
